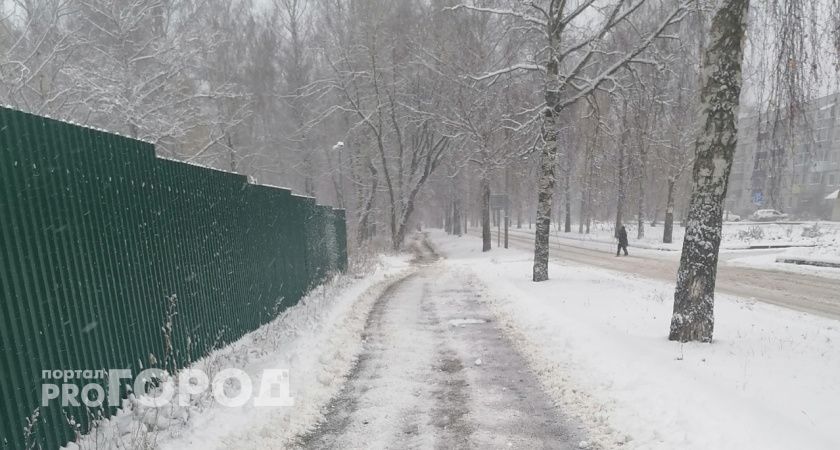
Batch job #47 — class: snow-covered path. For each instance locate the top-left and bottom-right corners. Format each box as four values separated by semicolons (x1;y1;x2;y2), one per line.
294;241;583;449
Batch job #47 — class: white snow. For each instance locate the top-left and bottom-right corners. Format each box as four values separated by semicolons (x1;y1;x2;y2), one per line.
430;230;840;450
541;220;840;251
447;318;488;326
69;228;840;450
68;255;413;450
507;221;840;277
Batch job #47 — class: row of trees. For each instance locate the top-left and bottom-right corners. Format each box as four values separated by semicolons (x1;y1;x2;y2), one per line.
2;0;837;342
0;0;700;253
432;0;838;343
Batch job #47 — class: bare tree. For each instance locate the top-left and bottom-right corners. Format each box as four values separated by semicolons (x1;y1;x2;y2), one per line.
316;0;455;250
0;0;82;117
669;0;750;343
277;0;317;196
450;0;689;281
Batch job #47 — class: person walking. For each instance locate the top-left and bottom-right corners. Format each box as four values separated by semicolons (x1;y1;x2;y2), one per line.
616;225;629;256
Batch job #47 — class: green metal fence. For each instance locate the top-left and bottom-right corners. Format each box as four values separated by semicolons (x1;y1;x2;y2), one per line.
0;106;347;449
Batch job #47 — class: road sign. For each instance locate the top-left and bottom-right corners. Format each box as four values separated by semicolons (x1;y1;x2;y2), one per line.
752;191;764;206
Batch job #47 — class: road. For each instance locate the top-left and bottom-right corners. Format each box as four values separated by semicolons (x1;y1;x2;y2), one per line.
475;228;840;320
294;239;583;449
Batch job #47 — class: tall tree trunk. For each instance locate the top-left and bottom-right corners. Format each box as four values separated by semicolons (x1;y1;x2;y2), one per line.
615;139;626;237
533;119;558;281
564;167;572;233
515;168;523;229
356;160;379;243
532;50;561;281
579;146;591;234
637;147;647;239
578;159;589;234
578;191;586;234
227;133;236;173
324;143;346;209
586;147;595;234
453;197;462;236
615;98;630;237
481;175;491;252
351;141;366;226
663;177;676;244
303;153;315;197
445;200;453;234
391;139;446;250
669;0;750;343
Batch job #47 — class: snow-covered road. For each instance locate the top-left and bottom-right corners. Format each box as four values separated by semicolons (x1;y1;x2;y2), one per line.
488;228;840;319
294;240;584;449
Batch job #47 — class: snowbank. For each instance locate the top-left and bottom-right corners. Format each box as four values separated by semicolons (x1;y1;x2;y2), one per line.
726;231;840;278
505;221;840;278
522;220;840;251
67;255;413;450
431;230;840;450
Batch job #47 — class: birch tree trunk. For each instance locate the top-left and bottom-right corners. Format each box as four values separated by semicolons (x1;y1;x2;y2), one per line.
663;177;676;244
580;140;593;234
637;145;647;239
614;141;626;236
669;0;750;343
586;139;596;234
564;160;572;233
556;186;563;231
464;179;469;234
532;116;558;281
481;174;492;252
532;54;560;281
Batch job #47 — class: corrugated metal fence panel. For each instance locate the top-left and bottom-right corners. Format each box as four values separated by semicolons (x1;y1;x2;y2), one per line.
0;106;347;449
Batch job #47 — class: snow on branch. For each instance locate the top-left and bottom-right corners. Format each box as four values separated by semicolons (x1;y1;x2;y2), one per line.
445;4;548;29
559;1;692;111
559;0;599;27
470;63;545;82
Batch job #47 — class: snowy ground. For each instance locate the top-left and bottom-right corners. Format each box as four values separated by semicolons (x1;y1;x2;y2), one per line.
70;231;840;450
557;220;840;251
432;230;840;450
503;221;840;278
68;254;414;450
294;243;583;449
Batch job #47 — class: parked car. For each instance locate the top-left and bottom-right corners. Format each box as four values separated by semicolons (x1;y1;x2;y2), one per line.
749;209;789;222
723;211;741;222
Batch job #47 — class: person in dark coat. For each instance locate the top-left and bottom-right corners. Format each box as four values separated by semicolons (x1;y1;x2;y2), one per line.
616;225;629;256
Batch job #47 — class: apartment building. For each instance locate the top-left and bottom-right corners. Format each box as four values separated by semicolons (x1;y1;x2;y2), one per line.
727;92;840;219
